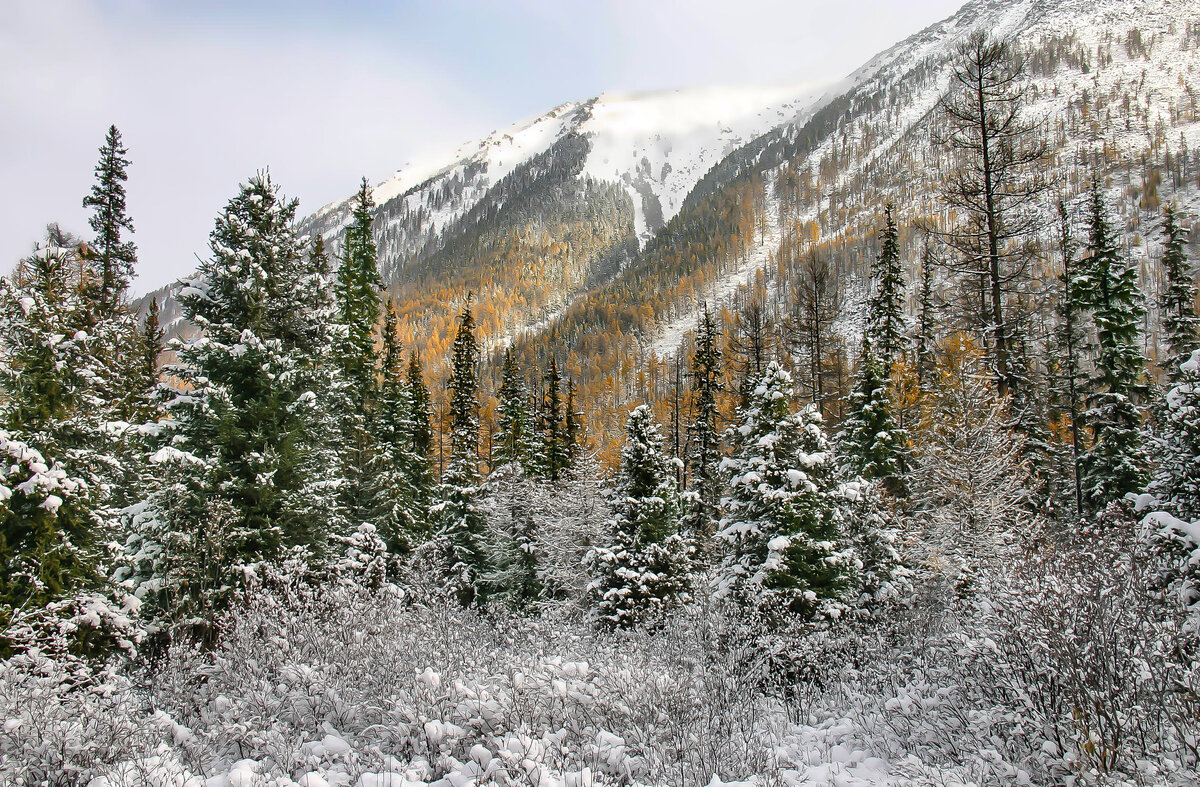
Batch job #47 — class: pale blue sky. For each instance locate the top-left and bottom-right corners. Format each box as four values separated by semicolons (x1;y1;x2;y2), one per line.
1;0;964;292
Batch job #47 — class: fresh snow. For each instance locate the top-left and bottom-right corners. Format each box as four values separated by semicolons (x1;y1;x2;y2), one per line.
579;84;831;243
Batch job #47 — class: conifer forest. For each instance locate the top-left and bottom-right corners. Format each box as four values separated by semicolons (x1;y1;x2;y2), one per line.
6;0;1200;784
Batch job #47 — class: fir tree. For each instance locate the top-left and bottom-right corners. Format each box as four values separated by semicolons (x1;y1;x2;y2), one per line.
1050;200;1089;517
406;352;434;459
1150;350;1200;521
366;304;423;553
538;357;570;481
434;300;488;605
481;463;546;610
839;336;908;492
334;179;384;525
866;204;907;368
564;378;582;471
132;172;338;639
588;405;692;628
717;363;852;621
684;306;724;540
82;125;136;319
495;349;534;469
335;178;384;399
1078;183;1150;507
404;352;435;521
0;241;110;643
915;243;937;391
1159;205;1197;382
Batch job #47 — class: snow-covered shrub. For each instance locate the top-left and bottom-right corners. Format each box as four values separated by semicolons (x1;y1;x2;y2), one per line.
0;650;167;785
480;463;608;611
131;577;785;786
792;510;1200;785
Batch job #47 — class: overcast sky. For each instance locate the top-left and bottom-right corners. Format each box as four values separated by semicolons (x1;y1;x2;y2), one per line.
2;0;964;294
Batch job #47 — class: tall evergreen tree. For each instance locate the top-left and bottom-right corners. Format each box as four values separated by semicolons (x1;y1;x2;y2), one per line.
1150;350;1200;521
915;243;937;392
538;357;570;481
495;349;534;469
717;363;851;621
1159;205;1197;382
866;204;907;369
404;352;435;529
1051;200;1089;517
334;179;384;524
588;405;692;628
335;178;384;398
1078;184;1149;507
131;173;338;638
838;336;908;492
366;304;423;553
435;301;488;604
82;125;136;319
684;306;724;539
0;240;111;644
564;378;583;471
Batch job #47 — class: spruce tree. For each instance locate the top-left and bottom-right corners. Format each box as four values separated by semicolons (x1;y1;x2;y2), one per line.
564;378;583;471
367;304;423;553
335;178;384;398
1159;205;1197;382
717;363;851;621
538;357;570;481
82;125;136;319
495;349;534;469
1078;184;1150;507
406;353;433;458
588;405;692;628
1051;200;1089;517
683;306;724;540
132;172;338;638
839;208;910;491
838;336;908;492
915;244;937;391
867;204;908;368
1150;350;1200;521
481;463;547;610
0;241;110;643
435;301;488;604
334;179;384;525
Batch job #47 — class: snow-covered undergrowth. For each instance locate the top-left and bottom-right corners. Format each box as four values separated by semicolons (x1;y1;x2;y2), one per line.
4;513;1197;786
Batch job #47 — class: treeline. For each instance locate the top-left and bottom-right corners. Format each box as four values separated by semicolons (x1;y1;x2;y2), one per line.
0;125;897;656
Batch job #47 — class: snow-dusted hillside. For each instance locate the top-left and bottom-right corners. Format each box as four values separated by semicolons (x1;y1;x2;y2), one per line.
643;0;1200;354
303;83;830;276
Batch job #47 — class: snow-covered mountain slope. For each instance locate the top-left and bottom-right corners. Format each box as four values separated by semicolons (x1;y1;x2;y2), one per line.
640;0;1200;354
302;83;830;277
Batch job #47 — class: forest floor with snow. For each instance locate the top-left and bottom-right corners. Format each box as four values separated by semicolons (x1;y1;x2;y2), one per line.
4;505;1198;787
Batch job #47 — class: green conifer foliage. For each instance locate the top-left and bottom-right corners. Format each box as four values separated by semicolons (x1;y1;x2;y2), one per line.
866;205;908;368
588;405;692;628
82;125;137;319
495;349;534;469
1078;184;1149;507
133;173;337;638
684;306;724;540
435;301;488;604
718;363;851;621
1159;205;1198;382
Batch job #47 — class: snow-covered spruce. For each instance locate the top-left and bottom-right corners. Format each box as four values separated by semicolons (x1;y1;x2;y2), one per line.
716;362;854;621
587;405;693;628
